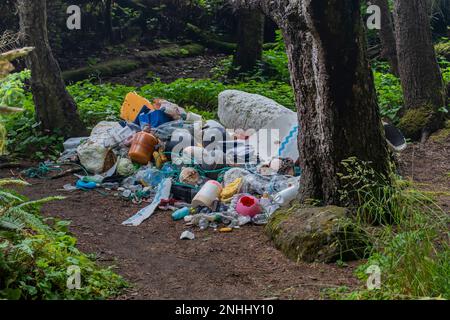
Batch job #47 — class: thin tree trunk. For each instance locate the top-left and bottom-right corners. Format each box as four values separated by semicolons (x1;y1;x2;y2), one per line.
232;9;264;74
18;0;86;137
248;0;390;205
370;0;399;76
393;0;446;141
104;0;114;43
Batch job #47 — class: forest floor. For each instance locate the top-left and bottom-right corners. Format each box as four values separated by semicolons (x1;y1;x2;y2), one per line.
1;134;448;300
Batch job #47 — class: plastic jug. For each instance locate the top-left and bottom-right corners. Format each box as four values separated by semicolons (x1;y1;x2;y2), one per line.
191;180;223;209
128;132;158;165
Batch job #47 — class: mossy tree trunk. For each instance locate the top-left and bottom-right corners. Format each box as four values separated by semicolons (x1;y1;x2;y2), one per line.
231;8;264;74
393;0;446;141
370;0;399;76
18;0;86;137
236;0;390;205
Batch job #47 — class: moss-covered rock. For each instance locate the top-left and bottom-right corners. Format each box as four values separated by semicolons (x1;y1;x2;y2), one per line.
63;59;140;83
398;105;434;140
265;205;369;263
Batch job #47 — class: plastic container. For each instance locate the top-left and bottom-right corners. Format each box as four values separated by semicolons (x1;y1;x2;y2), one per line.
236;195;261;218
191;180;223;209
171;184;198;203
76;180;97;190
273;184;299;207
128;132;158;165
172;207;191;221
120;92;155;122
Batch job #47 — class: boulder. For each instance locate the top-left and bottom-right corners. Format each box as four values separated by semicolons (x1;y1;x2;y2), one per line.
265;205;368;263
218;90;296;131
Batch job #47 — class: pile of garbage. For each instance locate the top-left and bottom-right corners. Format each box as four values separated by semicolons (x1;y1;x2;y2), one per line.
59;90;303;239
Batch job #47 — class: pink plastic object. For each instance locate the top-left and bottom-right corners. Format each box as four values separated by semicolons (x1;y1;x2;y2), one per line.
236;195;262;218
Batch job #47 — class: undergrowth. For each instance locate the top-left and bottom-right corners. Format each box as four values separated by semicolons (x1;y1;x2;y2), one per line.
0;179;127;299
326;158;449;300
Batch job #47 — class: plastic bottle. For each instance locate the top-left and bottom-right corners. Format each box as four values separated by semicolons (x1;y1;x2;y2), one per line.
172;207;191;221
273;184;299;207
198;217;209;230
136;168;164;187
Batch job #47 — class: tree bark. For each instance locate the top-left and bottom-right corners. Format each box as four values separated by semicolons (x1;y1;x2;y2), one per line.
393;0;446;141
18;0;86;137
234;0;390;205
232;9;264;74
370;0;399;76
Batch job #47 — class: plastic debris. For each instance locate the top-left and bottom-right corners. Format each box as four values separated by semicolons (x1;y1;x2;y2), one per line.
122;178;172;226
220;177;243;202
180;230;195;240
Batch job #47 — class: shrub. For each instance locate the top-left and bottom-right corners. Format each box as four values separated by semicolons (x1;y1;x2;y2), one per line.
0;179;127;299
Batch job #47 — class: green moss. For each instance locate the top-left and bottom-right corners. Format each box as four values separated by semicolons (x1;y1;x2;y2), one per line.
135;43;205;60
265;205;368;263
63;59;140;83
398;105;434;140
435;41;450;61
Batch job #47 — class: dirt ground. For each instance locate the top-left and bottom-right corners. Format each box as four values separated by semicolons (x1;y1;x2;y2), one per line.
1;132;448;300
0;173;360;300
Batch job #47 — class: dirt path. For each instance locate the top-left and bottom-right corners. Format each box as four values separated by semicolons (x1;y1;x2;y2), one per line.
0;171;358;300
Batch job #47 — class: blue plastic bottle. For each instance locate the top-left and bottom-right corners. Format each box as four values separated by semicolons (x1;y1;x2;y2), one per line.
172;207;190;221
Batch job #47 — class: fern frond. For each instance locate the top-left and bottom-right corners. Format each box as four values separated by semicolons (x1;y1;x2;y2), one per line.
4;207;51;233
13;196;66;210
0;215;24;231
0;179;30;187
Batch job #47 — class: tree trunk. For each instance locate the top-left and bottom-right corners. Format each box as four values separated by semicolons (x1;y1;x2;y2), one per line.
370;0;399;76
232;9;264;74
104;0;114;43
254;0;390;205
393;0;446;141
17;0;86;137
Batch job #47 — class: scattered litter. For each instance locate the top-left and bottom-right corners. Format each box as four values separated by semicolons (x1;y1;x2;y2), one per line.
76;180;97;190
236;195;261;217
122;178;172;226
172;207;191;221
180;230;195;240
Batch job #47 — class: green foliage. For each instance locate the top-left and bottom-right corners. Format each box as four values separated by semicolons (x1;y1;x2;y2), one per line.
0;179;127;299
68;81;134;127
262;30;290;83
140;78;295;110
0;70;31;107
331;158;450;300
373;70;403;122
212;30;290;83
435;38;450;61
